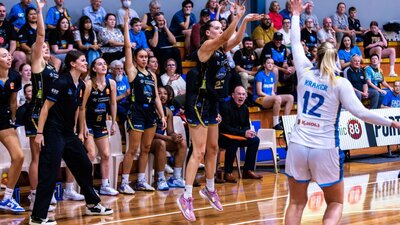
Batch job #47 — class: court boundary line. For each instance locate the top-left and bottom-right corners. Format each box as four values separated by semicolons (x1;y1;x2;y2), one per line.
94;179;395;224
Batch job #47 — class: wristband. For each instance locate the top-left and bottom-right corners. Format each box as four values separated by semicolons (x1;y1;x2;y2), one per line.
37;132;43;134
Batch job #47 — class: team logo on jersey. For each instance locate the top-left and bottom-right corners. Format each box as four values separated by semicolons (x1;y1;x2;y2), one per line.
51;88;59;95
298;119;320;128
9;82;14;90
68;89;73;95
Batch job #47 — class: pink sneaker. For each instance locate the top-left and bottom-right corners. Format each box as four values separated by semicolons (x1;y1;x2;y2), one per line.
199;187;223;211
176;195;196;221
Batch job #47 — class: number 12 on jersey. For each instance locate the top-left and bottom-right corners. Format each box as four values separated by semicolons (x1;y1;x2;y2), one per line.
302;91;324;118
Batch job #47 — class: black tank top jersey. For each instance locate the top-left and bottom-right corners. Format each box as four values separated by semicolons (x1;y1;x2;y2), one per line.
129;69;156;105
86;78;111;126
0;69;21;115
31;64;59;115
200;48;231;102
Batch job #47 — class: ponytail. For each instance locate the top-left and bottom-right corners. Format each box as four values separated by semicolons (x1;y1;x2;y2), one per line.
316;42;340;85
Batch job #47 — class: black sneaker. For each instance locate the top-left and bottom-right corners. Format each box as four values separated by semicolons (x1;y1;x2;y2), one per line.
273;124;284;130
29;216;57;225
85;203;113;215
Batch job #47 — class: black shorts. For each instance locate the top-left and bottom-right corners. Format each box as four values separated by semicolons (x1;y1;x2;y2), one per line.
126;103;157;132
88;125;109;139
0;113;13;131
185;93;218;127
25;103;41;137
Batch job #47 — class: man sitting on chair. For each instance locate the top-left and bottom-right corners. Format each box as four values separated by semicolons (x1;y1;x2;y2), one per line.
219;86;262;183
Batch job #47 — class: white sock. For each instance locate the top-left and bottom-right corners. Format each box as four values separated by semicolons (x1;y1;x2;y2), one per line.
138;173;146;182
157;171;165;180
273;116;279;126
101;179;109;187
390;65;395;74
183;185;193;199
30;189;36;195
206;178;215;192
3;188;13;200
65;182;74;191
174;167;182;179
122;174;130;184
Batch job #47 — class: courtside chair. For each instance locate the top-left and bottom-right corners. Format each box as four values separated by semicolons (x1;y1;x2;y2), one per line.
106;120;125;189
173;116;188;178
256;129;278;173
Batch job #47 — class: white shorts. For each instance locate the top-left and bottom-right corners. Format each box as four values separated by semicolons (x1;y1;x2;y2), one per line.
285;141;344;187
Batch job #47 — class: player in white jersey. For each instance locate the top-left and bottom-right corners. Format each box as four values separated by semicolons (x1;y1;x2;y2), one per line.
285;1;400;225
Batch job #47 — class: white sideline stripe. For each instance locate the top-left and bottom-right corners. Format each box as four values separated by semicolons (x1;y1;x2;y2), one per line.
94;179;393;225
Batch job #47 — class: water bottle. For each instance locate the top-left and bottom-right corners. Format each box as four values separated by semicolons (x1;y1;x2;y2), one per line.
13;187;20;204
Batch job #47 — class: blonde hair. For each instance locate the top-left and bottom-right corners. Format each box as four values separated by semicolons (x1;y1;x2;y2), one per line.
316;42;341;85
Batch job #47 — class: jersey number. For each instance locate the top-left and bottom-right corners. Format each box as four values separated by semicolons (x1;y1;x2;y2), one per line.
302;91;324;118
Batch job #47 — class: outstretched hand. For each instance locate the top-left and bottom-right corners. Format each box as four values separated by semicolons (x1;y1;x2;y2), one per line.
124;8;130;23
35;0;46;11
290;0;308;16
244;13;263;23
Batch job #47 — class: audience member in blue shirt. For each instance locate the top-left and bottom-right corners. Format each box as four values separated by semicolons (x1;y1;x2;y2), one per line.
7;0;35;31
106;60;130;124
253;57;294;130
338;34;362;69
381;81;400;108
204;0;220;21
169;0;196;43
128;17;150;51
82;0;107;33
279;1;292;20
45;0;72;30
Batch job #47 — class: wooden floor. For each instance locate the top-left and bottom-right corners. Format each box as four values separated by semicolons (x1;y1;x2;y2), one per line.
2;156;400;225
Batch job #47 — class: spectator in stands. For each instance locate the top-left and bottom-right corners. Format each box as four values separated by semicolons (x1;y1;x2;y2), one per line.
141;0;161;31
82;0;107;33
381;81;400;108
219;85;262;183
204;0;220;21
253;57;294;130
17;7;37;57
151;86;187;190
332;2;355;44
7;0;35;31
364;21;398;77
16;83;32;126
45;0;71;30
146;12;182;75
147;55;160;83
279;17;291;47
74;16;101;67
317;17;336;46
219;18;228;31
48;17;75;61
233;37;259;91
106;60;130;127
300;0;319;30
116;0;139;29
128;17;151;53
280;0;292;20
163;84;184;116
268;1;283;30
343;54;379;109
365;54;394;107
98;13;125;64
301;17;317;48
338;34;362;69
17;63;31;107
169;0;196;56
252;15;276;50
219;0;230;20
348;6;366;42
161;58;186;104
190;9;210;57
260;32;295;89
0;3;26;71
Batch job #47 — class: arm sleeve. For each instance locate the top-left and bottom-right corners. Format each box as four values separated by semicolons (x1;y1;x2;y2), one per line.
339;78;392;126
290;15;313;79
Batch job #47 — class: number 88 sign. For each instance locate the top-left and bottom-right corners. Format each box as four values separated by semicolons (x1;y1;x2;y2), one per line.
347;119;362;139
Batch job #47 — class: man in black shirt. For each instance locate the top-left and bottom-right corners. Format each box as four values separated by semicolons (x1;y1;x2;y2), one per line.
343;54;379;109
234;37;259;91
219;86;262;182
146;12;182;75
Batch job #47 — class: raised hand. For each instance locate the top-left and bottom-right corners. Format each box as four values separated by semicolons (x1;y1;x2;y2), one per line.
124;8;130;23
35;0;46;11
244;13;263;22
291;0;308;16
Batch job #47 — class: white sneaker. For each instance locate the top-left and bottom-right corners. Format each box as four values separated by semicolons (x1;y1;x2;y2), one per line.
50;193;57;204
85;203;113;216
389;73;398;77
29;216;57;225
28;193;56;212
118;182;135;195
63;189;84;201
164;164;173;174
99;185;119;196
198;163;205;169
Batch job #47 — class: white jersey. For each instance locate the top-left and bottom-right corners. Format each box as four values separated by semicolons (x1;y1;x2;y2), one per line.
289;16;392;149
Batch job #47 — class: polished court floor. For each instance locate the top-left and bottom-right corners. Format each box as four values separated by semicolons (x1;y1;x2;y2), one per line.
1;157;400;225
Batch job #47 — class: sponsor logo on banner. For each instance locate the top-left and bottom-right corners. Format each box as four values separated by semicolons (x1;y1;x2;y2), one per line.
347;119;362;140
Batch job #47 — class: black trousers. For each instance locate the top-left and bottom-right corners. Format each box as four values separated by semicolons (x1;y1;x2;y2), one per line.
219;135;260;173
32;127;100;219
